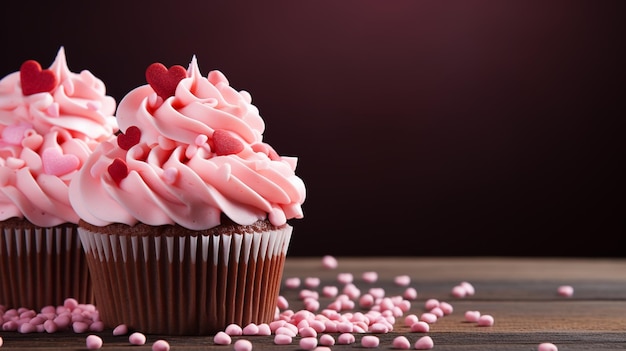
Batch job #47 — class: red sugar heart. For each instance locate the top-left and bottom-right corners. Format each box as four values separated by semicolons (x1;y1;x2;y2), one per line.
145;63;187;99
213;129;244;156
107;158;128;185
20;60;58;96
117;126;141;150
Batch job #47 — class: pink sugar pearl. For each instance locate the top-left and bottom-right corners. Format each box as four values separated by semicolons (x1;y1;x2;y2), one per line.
477;314;495;327
274;334;292;345
394;275;411;286
319;334;335;346
299;337;318;350
538;342;558;351
322;255;338;269
213;331;232;345
337;333;355;344
284;277;301;289
557;285;574;297
410;321;430;333
415;335;434;350
234;339;253;351
361;335;380;348
129;332;147;345
113;324;128;336
392;335;411;349
362;271;378;283
225;323;243;336
152;340;171;351
465;310;481;322
86;335;103;349
337;273;354;284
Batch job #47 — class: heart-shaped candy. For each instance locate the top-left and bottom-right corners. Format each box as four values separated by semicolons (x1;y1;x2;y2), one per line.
42;148;80;176
20;60;58;96
117;126;141;150
107;158;128;185
145;63;187;99
213;129;244;156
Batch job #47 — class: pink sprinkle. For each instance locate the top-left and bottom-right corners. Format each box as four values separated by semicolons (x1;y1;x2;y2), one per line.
113;324;128;336
430;307;444;318
275;326;297;337
337;333;355;344
43;320;58;333
299;326;317;337
420;312;438;324
277;295;289;309
410;321;430;333
424;298;439;310
225;323;243;336
305;277;321;288
274;334;292;344
404;314;419;326
257;323;271;336
403;287;418;300
414;335;434;350
369;322;389;333
322;255;338;269
86;335;103;350
451;285;467;298
0;336;3;347
19;323;36;334
538;342;559;351
284;277;301;289
129;332;147;345
439;301;454;315
361;335;380;348
337;273;354;284
213;331;232;345
465;310;481;322
152;340;171;351
312;347;332;351
342;284;361;299
89;322;105;332
300;336;318;350
394;275;411;286
557;285;574;297
233;339;253;351
242;323;259;335
362;271;378;283
73;322;89;334
64;298;79;311
322;286;339;297
319;334;335;346
392;335;411;349
477;314;495;327
460;281;475;295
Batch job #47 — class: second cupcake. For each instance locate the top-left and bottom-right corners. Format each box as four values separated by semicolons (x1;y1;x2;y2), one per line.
69;56;306;335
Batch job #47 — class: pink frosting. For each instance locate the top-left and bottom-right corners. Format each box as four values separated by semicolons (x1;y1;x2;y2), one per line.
0;47;118;226
69;57;305;230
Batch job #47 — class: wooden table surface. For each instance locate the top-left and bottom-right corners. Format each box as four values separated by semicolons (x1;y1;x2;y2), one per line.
1;257;625;350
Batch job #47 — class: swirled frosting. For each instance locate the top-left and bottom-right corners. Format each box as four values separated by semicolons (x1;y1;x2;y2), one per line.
0;47;118;226
69;57;305;230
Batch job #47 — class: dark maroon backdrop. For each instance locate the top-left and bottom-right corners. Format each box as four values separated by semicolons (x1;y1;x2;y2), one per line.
1;1;623;257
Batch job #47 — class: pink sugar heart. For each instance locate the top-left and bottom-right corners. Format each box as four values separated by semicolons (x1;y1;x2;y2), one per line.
213;129;244;156
42;148;80;176
145;63;187;100
117;126;141;150
20;60;58;96
1;123;33;145
107;158;128;185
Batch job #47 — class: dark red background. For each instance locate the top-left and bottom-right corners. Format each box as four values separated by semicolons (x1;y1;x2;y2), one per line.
1;1;623;257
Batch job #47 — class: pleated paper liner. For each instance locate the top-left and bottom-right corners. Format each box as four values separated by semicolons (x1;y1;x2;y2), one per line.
0;222;94;310
79;224;292;335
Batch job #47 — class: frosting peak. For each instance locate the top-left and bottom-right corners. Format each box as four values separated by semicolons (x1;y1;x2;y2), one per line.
70;57;305;230
0;47;119;226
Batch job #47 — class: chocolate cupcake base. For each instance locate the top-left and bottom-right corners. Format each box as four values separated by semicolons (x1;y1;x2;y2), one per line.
0;219;93;310
78;220;292;335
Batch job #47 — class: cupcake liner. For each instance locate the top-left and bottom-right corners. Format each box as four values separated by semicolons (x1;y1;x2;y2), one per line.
79;225;292;335
0;224;93;310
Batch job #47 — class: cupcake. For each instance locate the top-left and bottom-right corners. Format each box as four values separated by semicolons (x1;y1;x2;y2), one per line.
69;57;306;335
0;47;119;309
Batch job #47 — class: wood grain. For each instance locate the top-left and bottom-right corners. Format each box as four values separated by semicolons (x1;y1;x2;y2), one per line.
0;257;624;350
